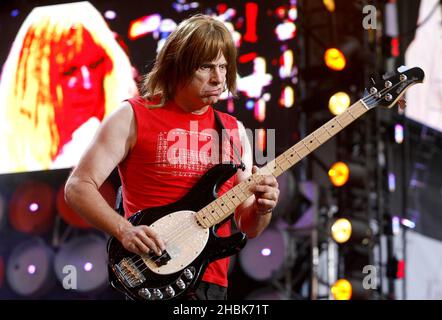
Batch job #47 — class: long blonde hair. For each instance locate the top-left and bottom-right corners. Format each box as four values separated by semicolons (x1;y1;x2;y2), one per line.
142;14;237;106
0;2;137;173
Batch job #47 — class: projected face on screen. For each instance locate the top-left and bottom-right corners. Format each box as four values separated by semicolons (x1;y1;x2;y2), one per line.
55;27;112;150
0;1;299;174
0;2;137;174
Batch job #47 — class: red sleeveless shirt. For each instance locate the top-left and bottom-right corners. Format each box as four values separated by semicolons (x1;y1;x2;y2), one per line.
118;97;241;287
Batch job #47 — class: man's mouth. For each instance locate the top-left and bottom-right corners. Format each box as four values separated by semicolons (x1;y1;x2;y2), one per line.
204;90;221;96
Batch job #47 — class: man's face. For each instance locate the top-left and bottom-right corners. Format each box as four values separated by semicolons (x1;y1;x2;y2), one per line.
177;52;227;110
55;29;111;145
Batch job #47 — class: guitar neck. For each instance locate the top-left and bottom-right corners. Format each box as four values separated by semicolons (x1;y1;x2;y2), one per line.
195;100;370;228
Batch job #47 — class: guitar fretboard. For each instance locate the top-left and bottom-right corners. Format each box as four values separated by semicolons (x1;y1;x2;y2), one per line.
195;100;369;228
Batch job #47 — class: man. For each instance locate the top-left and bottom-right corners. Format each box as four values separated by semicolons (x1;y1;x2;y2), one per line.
65;14;280;300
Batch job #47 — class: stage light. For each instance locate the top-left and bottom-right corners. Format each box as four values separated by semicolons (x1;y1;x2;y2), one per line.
254;98;266;122
9;180;55;235
261;248;271;256
331;279;352;300
388;172;396;192
323;0;335;12
29;203;39;212
54;234;108;293
11;9;19;17
275;21;296;41
329;92;350;115
328;162;349;187
104;10;116;20
328;162;366;188
257;128;266;152
288;6;297;21
128;14;161;40
331;278;371;300
279;86;295;108
324;48;346;71
27;264;36;275
331;218;352;244
331;217;372;245
325;38;361;71
394;124;404;144
84;262;93;272
239;228;286;281
6;237;55;297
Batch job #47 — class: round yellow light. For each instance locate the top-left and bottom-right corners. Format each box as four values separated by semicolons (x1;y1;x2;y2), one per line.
328;161;350;187
331;279;352;300
329;92;350;115
331;218;352;243
324;48;346;71
323;0;335;12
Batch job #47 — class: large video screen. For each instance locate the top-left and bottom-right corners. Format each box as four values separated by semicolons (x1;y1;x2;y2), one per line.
405;0;442;133
0;0;299;174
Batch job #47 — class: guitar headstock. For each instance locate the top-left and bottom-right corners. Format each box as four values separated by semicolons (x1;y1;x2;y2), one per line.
362;66;425;109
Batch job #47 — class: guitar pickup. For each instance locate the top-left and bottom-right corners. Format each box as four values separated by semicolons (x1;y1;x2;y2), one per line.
150;250;171;267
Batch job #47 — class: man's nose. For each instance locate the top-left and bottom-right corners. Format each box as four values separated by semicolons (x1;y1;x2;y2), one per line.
210;67;223;84
80;65;92;90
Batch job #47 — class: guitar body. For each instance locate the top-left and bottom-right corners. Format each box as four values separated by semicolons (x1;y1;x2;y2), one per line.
107;163;247;301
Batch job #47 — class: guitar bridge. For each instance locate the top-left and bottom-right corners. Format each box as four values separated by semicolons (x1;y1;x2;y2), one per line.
115;257;146;288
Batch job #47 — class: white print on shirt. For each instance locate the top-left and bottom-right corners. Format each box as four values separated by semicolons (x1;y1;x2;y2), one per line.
155;121;239;177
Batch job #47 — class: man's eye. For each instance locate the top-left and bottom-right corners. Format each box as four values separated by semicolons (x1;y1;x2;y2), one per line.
63;67;77;76
90;57;105;69
200;65;211;70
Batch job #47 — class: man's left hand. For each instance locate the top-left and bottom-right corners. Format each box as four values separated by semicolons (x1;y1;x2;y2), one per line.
250;165;280;215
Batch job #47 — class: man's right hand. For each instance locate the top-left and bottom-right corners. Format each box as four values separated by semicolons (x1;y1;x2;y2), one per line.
119;224;166;256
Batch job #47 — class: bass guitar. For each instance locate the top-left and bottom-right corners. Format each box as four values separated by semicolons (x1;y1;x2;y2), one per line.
107;66;424;300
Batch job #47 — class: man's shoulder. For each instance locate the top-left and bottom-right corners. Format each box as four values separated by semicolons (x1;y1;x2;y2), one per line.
125;96;157;108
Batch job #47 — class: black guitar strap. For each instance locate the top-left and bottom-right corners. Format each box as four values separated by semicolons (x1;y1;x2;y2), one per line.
213;110;246;171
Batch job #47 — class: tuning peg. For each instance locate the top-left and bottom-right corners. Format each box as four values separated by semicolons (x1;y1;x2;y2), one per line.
382;71;396;80
363;88;369;97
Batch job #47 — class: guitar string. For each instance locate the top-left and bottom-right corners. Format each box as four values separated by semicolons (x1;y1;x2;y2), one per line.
116;78;409;280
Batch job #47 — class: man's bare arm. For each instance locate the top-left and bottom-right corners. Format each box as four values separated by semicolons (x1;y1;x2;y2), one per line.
64;102;165;255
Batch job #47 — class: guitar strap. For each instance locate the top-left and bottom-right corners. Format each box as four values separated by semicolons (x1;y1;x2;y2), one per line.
213;110;246;171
